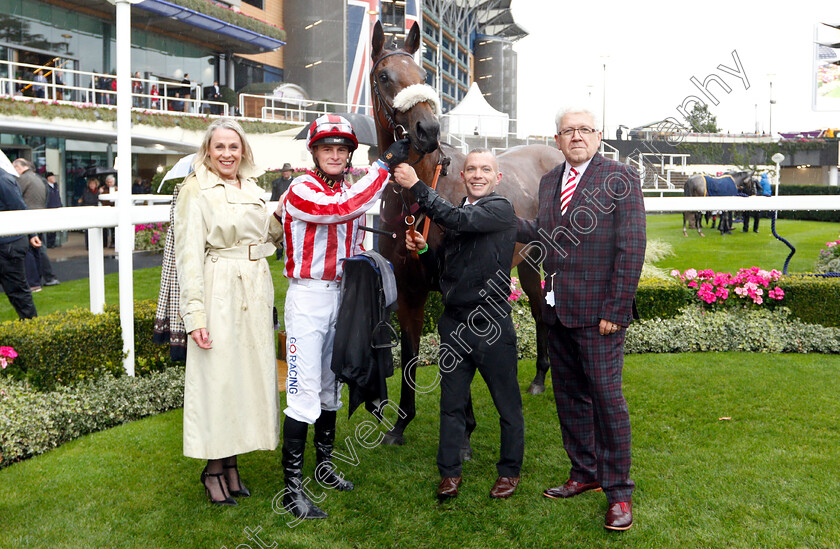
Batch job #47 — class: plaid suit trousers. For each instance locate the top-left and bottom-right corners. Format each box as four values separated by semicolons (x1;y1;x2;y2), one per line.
547;321;634;504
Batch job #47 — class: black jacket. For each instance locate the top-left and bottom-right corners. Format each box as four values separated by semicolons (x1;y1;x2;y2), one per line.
411;182;517;321
270;176;292;202
331;253;397;417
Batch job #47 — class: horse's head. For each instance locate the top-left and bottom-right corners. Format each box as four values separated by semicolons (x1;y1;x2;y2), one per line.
371;21;440;155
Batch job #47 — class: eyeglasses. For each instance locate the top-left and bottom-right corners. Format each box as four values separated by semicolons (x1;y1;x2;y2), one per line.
557;127;598;137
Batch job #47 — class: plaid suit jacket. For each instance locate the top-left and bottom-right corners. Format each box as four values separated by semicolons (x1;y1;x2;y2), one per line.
518;153;646;328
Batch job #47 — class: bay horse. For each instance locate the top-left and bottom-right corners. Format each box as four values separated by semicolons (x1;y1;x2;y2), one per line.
682;170;755;237
369;21;564;446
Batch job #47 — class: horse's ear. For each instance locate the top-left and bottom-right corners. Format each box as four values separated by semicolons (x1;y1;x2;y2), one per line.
372;21;385;60
403;22;420;55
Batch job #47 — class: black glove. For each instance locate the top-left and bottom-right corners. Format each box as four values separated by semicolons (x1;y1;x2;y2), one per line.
380;138;411;170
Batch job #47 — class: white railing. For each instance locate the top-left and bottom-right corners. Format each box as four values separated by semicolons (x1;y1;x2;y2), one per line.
0;59;228;116
600;141;620;161
239;93;372;122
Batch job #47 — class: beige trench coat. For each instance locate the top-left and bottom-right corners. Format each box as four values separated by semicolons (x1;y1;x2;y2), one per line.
174;164;283;459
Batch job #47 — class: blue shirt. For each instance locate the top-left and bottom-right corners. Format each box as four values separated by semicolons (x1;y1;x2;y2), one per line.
759;174;772;197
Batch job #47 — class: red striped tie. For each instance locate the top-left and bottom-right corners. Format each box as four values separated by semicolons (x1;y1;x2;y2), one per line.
560;167;578;215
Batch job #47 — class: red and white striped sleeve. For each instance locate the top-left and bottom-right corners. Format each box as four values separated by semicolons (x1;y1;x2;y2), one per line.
284;160;389;224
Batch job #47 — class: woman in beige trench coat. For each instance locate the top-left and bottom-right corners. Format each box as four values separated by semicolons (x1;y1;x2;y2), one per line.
174;118;282;505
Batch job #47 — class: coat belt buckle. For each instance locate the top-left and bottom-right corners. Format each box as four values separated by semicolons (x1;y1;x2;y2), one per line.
248;243;259;261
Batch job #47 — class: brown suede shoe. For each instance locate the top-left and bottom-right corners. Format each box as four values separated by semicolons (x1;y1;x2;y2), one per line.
542;479;602;499
604;500;633;531
489;476;520;499
437;477;462;500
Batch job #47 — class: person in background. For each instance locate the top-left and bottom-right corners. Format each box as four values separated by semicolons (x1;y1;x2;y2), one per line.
174;118;284;506
132;71;143;108
204;80;223;115
12;159;59;290
743;172;772;233
270;162;295;260
78;177;101;251
100;175;117;248
0;168;39;318
44;172;63;248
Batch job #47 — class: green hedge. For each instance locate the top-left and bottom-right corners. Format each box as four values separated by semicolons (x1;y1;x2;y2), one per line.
775;275;840;327
636;278;694;319
0;300;173;391
777;185;840;222
0;366;185;468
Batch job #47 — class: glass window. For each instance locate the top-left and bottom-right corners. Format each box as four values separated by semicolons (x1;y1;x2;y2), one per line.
242;0;264;7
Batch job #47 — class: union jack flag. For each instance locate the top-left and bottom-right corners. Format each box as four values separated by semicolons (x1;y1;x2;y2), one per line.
346;0;421;113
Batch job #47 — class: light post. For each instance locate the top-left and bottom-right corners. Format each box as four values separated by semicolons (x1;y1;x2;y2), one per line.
771;152;784;196
601;56;609;135
768;74;776;136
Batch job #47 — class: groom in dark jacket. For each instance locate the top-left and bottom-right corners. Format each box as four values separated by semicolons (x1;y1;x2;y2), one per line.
393;149;525;502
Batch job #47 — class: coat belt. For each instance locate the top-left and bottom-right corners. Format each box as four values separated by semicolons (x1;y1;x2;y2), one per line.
207;242;275;261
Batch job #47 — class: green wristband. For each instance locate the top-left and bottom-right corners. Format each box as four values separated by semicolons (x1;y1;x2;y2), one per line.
417;243;429;254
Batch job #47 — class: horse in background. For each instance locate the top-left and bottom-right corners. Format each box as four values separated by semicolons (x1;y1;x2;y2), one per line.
682;171;755;236
370;21;563;447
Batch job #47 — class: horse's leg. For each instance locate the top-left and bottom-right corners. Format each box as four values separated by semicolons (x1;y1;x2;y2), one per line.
518;255;550;394
682;212;688;237
696;212;705;237
381;290;425;446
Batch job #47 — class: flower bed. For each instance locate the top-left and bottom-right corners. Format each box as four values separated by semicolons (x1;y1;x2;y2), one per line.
815;234;840;273
670;267;785;307
135;222;168;252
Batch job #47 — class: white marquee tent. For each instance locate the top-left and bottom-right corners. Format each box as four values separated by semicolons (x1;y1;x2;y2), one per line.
442;82;510;138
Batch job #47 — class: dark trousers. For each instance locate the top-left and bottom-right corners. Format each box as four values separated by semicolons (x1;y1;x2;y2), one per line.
437;313;524;478
0;238;37;319
743;212;760;232
24;234;56;287
547;321;634;504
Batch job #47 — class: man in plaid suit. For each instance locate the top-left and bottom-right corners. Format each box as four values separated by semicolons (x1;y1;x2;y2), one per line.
517;108;646;531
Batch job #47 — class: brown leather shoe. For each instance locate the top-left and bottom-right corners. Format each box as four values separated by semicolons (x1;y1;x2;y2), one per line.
543;479;602;499
437;477;462;500
489;476;520;499
604;500;633;531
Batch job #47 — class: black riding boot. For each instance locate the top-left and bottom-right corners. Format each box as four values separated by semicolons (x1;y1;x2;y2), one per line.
282;417;328;520
314;411;355;491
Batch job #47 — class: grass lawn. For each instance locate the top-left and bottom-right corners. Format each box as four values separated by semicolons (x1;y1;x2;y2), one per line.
647;214;837;274
2;353;839;548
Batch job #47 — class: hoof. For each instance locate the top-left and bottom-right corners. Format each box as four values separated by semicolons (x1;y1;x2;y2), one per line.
382;431;405;446
527;382;545;395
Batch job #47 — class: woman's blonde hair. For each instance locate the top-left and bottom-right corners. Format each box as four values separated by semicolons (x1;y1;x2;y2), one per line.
193;118;257;178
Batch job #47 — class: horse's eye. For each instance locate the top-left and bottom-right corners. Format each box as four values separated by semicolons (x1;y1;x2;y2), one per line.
378;72;389;84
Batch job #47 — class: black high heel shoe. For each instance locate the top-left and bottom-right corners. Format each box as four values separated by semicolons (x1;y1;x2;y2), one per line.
224;464;251;498
201;465;237;506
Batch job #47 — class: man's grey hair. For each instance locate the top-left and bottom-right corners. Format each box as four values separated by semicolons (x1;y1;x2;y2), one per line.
105;174;116;184
554;107;600;134
11;158;33;170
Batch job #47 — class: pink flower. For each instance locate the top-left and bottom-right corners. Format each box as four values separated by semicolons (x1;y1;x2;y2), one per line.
670;269;680;278
827;241;837;248
0;347;16;359
540;280;545;289
684;268;697;280
687;280;698;288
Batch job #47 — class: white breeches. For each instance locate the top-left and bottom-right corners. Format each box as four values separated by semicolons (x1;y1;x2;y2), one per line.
284;278;343;424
